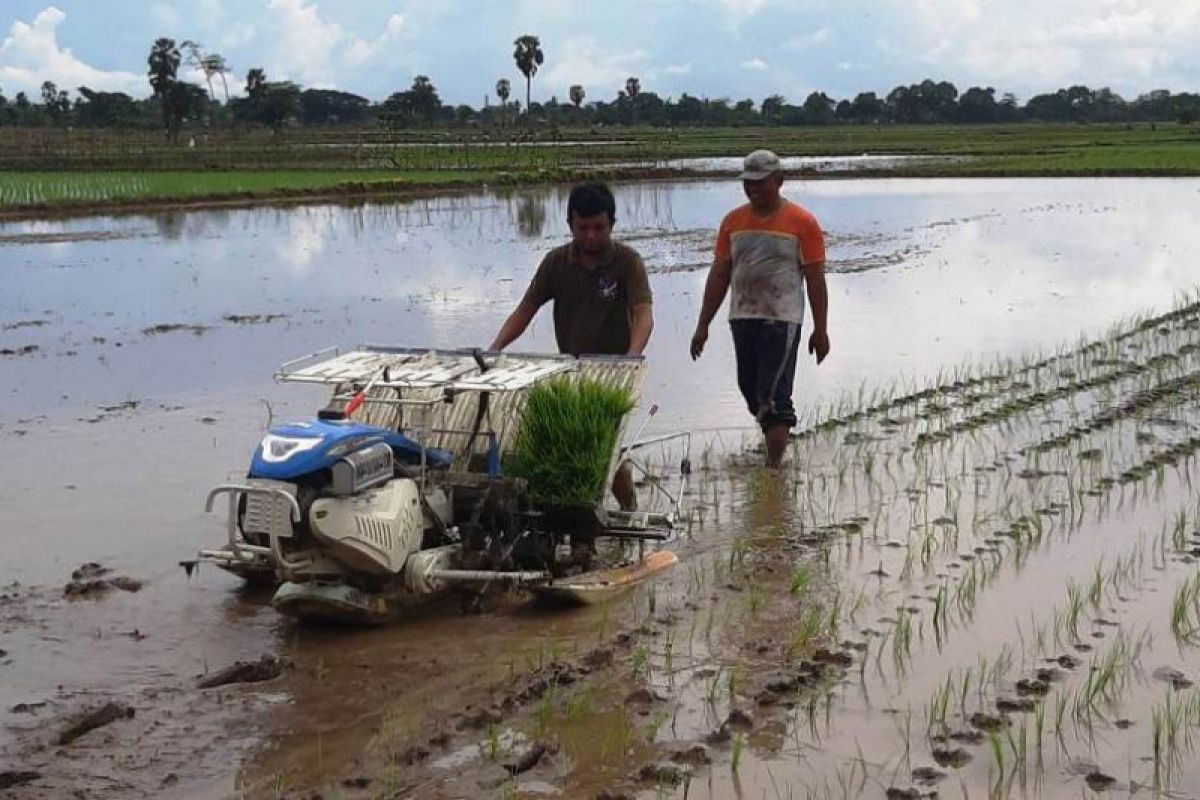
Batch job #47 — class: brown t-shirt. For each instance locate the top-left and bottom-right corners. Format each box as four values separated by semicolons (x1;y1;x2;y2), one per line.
522;241;652;356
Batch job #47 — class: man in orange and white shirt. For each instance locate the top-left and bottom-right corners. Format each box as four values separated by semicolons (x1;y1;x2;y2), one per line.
690;149;830;468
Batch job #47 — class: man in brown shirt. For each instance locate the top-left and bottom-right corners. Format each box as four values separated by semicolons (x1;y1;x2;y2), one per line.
489;182;653;356
490;182;653;510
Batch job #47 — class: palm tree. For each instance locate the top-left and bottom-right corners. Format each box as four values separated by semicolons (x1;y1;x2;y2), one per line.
203;54;231;105
147;38;181;134
625;77;640;125
147;37;180;97
245;68;267;100
512;35;544;120
495;78;510;126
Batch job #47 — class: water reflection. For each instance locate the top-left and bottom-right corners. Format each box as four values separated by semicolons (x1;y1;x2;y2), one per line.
515;192;549;238
1;179;1198;432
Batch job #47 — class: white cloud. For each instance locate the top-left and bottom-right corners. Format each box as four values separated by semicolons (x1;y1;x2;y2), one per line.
540;35;649;97
902;0;1200;96
0;6;144;97
665;63;692;75
262;0;405;88
150;3;180;32
787;27;830;49
740;58;768;70
719;0;766;18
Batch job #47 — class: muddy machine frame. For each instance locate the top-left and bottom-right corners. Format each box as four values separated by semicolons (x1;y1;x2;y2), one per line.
200;346;690;623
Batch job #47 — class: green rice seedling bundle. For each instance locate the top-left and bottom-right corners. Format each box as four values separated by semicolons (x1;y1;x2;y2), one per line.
508;377;634;508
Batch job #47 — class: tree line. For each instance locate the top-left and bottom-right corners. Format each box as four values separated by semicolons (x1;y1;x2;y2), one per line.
1;35;1197;136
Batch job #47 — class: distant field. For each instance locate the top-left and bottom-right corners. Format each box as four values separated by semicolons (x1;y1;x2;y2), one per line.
1;123;1198;214
0;169;495;208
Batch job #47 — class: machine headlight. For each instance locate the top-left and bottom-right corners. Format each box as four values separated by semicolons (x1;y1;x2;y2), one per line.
261;434;323;463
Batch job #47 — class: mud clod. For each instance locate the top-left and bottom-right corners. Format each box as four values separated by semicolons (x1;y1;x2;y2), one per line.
57;701;135;745
458;706;503;730
1015;678;1050;696
197;655;283;688
9;701;46;714
704;726;731;745
811;647;854;667
996;697;1038;713
724;708;754;731
1085;771;1116;792
670;744;711;767
969;712;1009;732
932;747;973;768
0;771;41;790
764;673;804;694
1152;666;1194;690
222;313;287;325
637;762;684;786
581;647;614;671
63;563;143;597
912;766;946;784
142;323;209;336
625;687;666;704
504;742;548;775
1035;667;1066;683
393;744;429;765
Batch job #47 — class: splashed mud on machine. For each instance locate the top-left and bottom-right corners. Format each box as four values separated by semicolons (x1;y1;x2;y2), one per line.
198;346;691;624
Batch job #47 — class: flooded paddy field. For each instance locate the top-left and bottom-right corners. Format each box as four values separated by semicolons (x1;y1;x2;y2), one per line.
1;177;1199;798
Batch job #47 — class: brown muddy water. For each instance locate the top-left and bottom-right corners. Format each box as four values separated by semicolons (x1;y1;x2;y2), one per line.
2;178;1200;799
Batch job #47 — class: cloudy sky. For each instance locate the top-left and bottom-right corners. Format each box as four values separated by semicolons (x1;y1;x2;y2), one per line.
1;0;1197;105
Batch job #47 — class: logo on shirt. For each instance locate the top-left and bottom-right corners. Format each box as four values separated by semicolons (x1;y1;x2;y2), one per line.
596;277;619;301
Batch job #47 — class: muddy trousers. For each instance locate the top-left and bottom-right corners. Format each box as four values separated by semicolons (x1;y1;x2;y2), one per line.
730;318;801;430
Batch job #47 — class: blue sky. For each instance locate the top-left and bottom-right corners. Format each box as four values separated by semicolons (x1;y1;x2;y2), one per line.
2;1;1197;105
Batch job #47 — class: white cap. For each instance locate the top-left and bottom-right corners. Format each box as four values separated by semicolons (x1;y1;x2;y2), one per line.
740;149;782;180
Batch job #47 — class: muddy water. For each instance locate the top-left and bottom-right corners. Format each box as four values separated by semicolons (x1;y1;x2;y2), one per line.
1;178;1199;797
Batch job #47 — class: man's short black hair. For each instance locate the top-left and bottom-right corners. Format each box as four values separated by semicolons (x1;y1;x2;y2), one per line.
567;182;616;224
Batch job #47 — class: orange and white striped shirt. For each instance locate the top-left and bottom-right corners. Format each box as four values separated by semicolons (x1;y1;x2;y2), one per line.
715;199;826;324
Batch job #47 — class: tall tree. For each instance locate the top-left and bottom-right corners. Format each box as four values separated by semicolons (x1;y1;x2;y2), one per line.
801;92;835;124
180;41;212;99
407;75;442;122
624;77;641;125
569;84;585;109
147;38;180;96
245;68;268;100
181;41;231;106
298;88;369;124
40;80;58;108
850;91;884;123
148;37;181;135
495;77;511;126
259;82;300;131
512;35;544;119
761;94;785;125
163;82;208;140
75;87;139;127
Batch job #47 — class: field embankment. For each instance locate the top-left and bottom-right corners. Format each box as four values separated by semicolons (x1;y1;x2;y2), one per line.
2;123;1199;218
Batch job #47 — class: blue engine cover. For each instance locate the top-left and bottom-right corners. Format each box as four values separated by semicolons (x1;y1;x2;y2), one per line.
249;419;452;481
